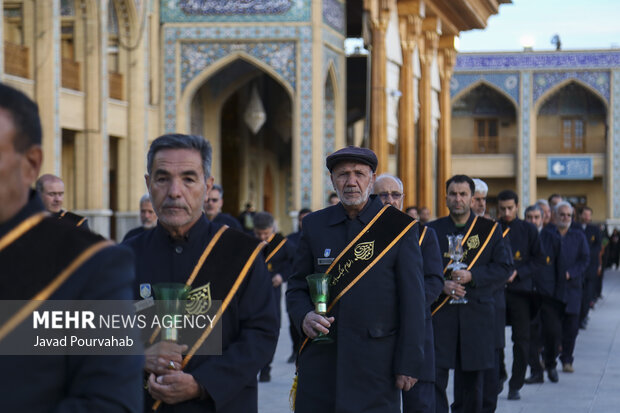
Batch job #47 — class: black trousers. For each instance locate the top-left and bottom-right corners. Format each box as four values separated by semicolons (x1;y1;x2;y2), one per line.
506;291;532;391
580;275;595;323
529;296;564;372
481;349;501;413
561;313;580;365
436;358;485;413
403;381;435;413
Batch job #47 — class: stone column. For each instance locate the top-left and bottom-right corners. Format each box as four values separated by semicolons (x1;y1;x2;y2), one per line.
119;6;149;239
34;0;61;176
368;1;390;173
518;72;533;209
417;18;438;212
77;0;110;236
610;69;620;223
397;13;421;205
437;37;456;217
310;0;324;210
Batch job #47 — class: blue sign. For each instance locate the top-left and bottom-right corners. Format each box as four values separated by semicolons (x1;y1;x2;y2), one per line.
547;156;593;180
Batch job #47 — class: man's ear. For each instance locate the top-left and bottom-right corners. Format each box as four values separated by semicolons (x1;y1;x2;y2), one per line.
23;145;42;187
205;176;214;193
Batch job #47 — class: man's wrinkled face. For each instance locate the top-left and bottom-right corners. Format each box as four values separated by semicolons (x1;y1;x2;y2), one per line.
498;199;518;222
471;191;486;216
554;205;572;229
446;182;472;217
331;162;375;207
254;227;274;242
373;177;403;210
146;148;211;235
0;109;41;224
525;209;542;230
204;188;223;219
41;180;64;213
140;199;157;228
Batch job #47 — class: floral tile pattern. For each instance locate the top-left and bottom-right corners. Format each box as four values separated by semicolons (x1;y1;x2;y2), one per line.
161;0;309;23
163;25;314;206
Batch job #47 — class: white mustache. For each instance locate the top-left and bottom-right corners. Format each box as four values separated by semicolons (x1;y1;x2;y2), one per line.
162;202;188;211
343;187;360;193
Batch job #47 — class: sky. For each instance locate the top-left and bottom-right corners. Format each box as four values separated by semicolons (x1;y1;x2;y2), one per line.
458;0;620;52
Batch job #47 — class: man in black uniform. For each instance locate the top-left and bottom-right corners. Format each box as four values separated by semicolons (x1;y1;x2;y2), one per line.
122;194;158;241
524;204;563;384
36;173;89;228
0;83;143;411
497;190;545;401
253;211;294;382
577;206;602;330
204;184;242;230
429;175;511;413
373;173;444;413
124;134;279;412
287;146;426;413
286;207;312;363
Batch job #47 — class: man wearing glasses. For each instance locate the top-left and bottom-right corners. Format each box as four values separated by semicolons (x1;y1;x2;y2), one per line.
204;184;242;230
374;174;444;413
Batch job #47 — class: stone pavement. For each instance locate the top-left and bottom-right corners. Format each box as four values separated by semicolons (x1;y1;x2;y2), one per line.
258;270;620;412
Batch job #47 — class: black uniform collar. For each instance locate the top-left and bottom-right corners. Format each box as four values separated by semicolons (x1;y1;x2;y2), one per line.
0;190;45;239
500;217;520;228
447;210;475;233
154;213;210;244
327;194;382;226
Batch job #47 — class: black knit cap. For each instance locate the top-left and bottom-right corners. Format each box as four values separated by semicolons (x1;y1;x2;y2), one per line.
326;146;378;172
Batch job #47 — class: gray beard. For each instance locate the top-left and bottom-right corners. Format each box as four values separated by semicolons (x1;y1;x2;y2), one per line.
336;184;372;207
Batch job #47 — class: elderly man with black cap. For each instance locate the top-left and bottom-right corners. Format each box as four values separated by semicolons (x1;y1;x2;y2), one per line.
286;146;426;413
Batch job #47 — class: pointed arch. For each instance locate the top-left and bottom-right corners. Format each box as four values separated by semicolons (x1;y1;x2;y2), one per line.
451;79;518;111
534;78;609;114
178;52;295;133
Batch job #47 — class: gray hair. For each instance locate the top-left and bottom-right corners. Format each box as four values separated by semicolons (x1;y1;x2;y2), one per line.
139;194;151;206
374;173;404;192
211;184;224;197
253;211;275;230
472;178;488;196
554;201;573;214
524;204;543;216
147;134;212;178
536;199;550;208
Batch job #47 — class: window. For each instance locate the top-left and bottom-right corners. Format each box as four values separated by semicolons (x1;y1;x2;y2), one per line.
475;118;498;154
561;118;585;153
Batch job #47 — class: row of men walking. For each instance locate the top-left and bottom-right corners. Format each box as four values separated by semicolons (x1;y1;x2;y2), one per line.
0;79;603;413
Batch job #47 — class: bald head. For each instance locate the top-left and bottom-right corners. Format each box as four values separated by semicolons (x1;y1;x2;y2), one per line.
36;174;64;213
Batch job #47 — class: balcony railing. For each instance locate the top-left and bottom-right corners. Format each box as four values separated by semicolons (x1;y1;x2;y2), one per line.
61;58;80;90
451;135;517;155
4;41;29;78
537;135;605;154
109;71;123;100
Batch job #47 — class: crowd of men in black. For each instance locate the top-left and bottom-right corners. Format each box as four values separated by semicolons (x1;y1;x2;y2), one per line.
1;80;614;413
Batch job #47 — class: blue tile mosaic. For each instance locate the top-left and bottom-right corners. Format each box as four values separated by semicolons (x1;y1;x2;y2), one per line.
520;72;531;207
323;72;335;204
161;0;309;23
451;73;520;105
323;0;345;34
533;71;610;104
613;70;620;217
181;41;296;92
163;24;314;206
178;0;292;14
456;51;620;71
